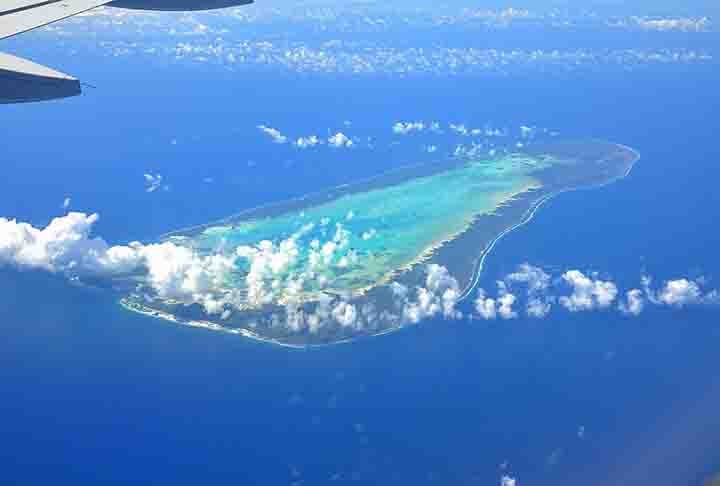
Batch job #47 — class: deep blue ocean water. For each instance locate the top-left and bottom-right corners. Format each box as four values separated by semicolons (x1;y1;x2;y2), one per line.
1;24;720;486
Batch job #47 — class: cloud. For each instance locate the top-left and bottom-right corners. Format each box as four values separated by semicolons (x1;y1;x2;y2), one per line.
62;197;71;210
0;212;117;273
257;124;288;144
327;132;353;148
480;264;718;320
0;212;236;315
2;212;718;334
107;36;712;77
618;288;645;316
393;264;462;324
449;124;470;136
506;263;551;293
250;262;461;335
656;278;702;307
474;290;498;319
331;301;358;328
501;476;517;486
626;17;710;32
505;263;552;317
474;283;517;320
641;275;717;308
143;173;164;193
497;293;518;319
139;242;236;312
520;125;536;139
392;121;425;135
361;228;377;240
527;298;552;318
559;270;618;312
294;135;321;149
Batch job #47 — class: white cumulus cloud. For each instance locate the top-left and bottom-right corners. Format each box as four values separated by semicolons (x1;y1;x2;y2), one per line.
294;135;321;149
619;288;645;315
392;121;425;135
657;278;702;307
505;263;552;317
559;270;618;312
2;211;718;333
474;284;517;320
0;212;236;315
395;264;462;324
327;132;353;148
501;475;517;486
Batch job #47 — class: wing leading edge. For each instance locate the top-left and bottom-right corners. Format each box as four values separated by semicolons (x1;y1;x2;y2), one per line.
0;0;113;40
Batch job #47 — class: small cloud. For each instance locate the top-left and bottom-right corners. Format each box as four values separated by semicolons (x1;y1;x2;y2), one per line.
559;270;618;312
498;293;518;319
619;288;645;315
395;264;462;323
520;125;536;139
392;121;425;135
501;476;517;486
527;298;551;318
62;197;71;211
294;135;321;149
327;132;353;148
506;263;551;293
474;285;517;320
475;289;498;320
257;125;288;144
629;16;710;32
449;123;470;136
144;173;163;193
361;229;376;240
505;263;553;317
657;278;702;307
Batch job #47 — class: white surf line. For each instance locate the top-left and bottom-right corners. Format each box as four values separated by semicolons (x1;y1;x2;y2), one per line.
457;192;556;302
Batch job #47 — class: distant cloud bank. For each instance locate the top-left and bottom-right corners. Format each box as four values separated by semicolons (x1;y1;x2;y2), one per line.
30;6;713;78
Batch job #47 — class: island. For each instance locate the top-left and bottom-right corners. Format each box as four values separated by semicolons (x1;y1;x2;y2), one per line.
119;139;639;346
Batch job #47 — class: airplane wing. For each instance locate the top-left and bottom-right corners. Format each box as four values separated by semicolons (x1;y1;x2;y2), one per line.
0;0;113;102
0;0;253;103
0;0;113;40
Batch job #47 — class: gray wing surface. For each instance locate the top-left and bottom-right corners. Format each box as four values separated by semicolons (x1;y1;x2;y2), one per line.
0;0;112;40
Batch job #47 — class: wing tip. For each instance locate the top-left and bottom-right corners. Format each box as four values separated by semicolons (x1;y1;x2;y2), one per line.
0;51;81;103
